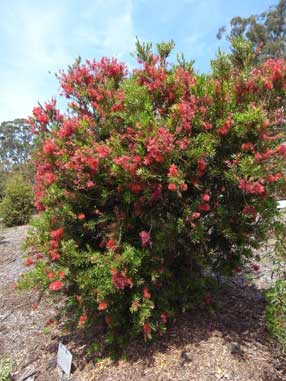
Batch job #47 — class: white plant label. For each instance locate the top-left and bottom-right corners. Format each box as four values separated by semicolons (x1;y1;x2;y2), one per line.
277;200;286;209
57;342;72;376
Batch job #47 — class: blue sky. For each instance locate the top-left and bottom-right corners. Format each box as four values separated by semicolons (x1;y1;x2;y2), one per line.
0;0;275;121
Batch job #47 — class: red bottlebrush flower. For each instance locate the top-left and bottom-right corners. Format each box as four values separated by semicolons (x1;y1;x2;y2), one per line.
50;240;59;249
98;301;108;311
168;183;177;191
217;118;233;136
202;122;212;130
192;212;201;220
32;303;38;310
180;183;188;191
35;201;45;211
197;158;207;176
78;315;87;327
99;240;105;249
49;280;63;291
199;203;210;212
202;193;210;202
242;205;257;219
86;180;95;188
48;272;55;279
161;312;167;324
143;322;151;334
197;158;206;171
86;157;98;172
239;180;265;196
111;269;132;290
45;318;55;326
128;183;143;194
36;252;44;260
25;257;34;266
58;120;76;138
241;142;254;151
50;227;64;241
276;143;286;156
78;213;85;220
151;184;162;201
44;172;56;185
139;231;151;248
143;287;151;299
168;164;179;177
32;106;49;125
58;271;65;279
96;145;111;158
264;80;273;90
106;238;117;251
50;251;60;261
43;139;56;155
251;264;260;272
265;173;282;183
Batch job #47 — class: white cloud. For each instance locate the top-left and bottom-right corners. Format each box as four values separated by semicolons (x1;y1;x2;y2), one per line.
75;0;136;59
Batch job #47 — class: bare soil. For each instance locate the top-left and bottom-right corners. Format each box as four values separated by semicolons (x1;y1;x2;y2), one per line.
0;225;285;381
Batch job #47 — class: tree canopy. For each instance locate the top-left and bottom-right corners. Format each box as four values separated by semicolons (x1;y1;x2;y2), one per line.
217;0;286;62
0;118;33;171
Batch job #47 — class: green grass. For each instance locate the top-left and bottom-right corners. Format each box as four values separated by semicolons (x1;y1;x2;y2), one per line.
0;355;13;381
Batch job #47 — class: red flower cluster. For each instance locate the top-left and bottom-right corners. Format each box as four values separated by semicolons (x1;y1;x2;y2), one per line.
49;281;63;291
50;228;64;241
111;269;132;290
139;231;151;248
239;180;266;196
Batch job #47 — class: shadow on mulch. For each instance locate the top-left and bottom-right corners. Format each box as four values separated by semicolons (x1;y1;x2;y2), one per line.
49;281;285;380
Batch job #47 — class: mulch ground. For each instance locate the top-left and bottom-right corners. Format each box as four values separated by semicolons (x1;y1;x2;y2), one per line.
0;224;285;381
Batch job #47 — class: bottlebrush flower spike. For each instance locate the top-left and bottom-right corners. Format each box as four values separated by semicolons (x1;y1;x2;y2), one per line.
49;281;63;291
111;269;132;290
50;228;64;241
139;231;151;248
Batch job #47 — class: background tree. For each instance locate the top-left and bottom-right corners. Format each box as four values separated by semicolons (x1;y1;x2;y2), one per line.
0;118;33;171
0;118;34;199
217;0;286;62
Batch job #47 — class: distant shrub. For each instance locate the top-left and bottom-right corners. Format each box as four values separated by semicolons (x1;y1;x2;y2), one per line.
22;38;286;352
0;171;8;200
266;280;286;351
0;173;34;227
266;222;286;351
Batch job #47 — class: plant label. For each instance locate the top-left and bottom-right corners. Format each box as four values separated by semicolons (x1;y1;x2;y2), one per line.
57;342;72;376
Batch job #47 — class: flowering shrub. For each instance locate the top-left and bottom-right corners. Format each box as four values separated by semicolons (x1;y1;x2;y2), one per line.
23;39;286;349
0;173;34;227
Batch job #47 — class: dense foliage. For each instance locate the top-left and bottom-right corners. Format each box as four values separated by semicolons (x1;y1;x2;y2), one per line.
23;39;286;350
0;173;34;227
218;0;286;62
